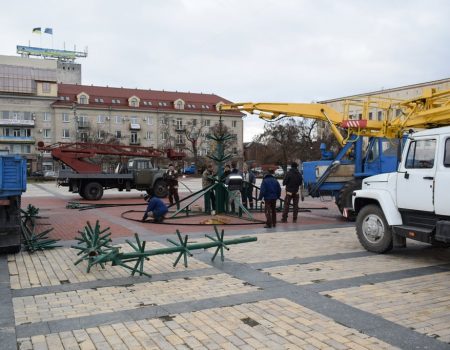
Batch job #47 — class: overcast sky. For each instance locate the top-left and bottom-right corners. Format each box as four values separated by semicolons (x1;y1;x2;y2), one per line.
2;0;450;141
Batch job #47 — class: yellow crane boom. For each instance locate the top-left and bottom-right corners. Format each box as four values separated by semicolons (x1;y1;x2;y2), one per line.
220;88;450;145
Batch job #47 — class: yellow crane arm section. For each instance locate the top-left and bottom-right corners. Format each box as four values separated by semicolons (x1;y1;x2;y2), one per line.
220;88;450;143
220;102;383;146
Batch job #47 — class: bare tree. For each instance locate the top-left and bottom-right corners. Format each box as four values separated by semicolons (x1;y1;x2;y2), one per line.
181;119;208;167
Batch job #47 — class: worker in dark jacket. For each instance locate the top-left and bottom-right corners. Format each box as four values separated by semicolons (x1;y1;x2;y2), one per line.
258;168;281;228
142;194;168;223
165;164;179;207
281;162;303;223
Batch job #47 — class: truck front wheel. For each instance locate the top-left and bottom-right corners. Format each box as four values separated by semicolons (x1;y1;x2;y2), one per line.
83;182;104;200
356;204;393;253
152;180;168;198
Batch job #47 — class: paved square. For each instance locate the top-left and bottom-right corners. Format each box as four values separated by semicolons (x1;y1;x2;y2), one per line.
2;185;450;349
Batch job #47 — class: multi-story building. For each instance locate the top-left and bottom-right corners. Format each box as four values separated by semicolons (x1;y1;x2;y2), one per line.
317;78;450;139
0;54;243;172
49;84;243;169
0;55;60;172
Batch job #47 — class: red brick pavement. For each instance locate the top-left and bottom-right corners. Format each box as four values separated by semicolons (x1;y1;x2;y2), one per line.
22;194;347;241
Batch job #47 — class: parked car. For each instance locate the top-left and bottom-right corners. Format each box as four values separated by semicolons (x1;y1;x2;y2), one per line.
274;167;284;178
44;170;57;178
31;171;44;177
183;164;197;175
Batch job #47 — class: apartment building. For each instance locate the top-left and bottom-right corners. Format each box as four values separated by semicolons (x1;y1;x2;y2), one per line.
0;55;243;172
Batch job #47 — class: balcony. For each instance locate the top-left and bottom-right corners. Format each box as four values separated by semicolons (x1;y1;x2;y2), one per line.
77;121;90;129
0;119;35;127
0;136;35;144
130;123;141;130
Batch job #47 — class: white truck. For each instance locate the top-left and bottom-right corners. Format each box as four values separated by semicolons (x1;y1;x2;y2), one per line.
352;126;450;253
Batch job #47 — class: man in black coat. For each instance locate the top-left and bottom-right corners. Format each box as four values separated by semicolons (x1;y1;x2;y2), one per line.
281;162;303;223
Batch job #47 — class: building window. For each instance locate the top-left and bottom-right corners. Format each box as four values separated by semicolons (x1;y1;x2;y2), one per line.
23;129;31;137
97;115;106;124
192;119;197;126
130;116;138;124
43;129;51;138
130;98;139;107
115;130;121;139
160;118;168;126
176;134;184;145
176;118;183;130
44;112;51;122
146;131;152;140
115;116;122;124
13;129;20;137
161;131;167;141
146;117;153;125
232;120;237;128
203;119;210;126
42;82;51;93
97;130;106;139
175;100;184;110
377;111;383;121
79;95;88;104
62;129;70;138
131;132;138;144
78;132;87;142
62;113;70;123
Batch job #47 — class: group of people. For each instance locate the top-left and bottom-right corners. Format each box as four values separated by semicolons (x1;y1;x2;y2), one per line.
258;162;303;228
142;161;304;229
202;161;257;214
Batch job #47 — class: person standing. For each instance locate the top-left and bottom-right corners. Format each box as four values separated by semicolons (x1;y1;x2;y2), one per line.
281;162;303;223
165;164;179;207
142;194;168;223
258;168;281;228
202;163;216;214
241;164;256;209
226;161;242;214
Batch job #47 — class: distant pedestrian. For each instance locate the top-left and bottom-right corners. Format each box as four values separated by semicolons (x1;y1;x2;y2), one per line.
258;168;281;228
142;194;168;223
202;163;216;214
165;164;179;207
281;162;303;223
241;164;256;209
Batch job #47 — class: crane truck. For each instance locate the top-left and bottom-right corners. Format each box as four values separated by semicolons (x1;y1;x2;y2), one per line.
220;87;450;219
37;142;184;200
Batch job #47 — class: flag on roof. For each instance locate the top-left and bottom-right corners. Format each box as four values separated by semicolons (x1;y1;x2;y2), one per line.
32;27;41;34
44;28;53;35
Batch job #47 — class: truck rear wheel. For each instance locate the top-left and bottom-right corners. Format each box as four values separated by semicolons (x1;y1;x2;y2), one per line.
83;182;104;200
152;180;168;198
336;179;362;221
356;204;393;253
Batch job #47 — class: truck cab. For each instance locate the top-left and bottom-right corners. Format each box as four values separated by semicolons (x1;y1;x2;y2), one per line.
352;126;450;253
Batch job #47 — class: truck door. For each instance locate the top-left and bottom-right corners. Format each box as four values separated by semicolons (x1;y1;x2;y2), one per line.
434;137;450;216
397;137;437;212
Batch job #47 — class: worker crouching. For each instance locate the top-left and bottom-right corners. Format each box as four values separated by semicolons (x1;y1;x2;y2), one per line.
142;194;168;223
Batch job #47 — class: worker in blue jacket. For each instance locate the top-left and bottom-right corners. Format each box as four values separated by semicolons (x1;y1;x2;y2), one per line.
142;194;168;223
258;168;281;228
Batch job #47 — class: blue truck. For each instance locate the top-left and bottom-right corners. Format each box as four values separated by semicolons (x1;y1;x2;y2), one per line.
0;155;27;252
303;135;402;219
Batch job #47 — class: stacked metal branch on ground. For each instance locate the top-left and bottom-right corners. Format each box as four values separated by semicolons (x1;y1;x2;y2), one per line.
72;220;257;277
20;204;60;251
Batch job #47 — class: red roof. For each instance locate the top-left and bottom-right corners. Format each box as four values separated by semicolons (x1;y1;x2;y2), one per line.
54;84;241;116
